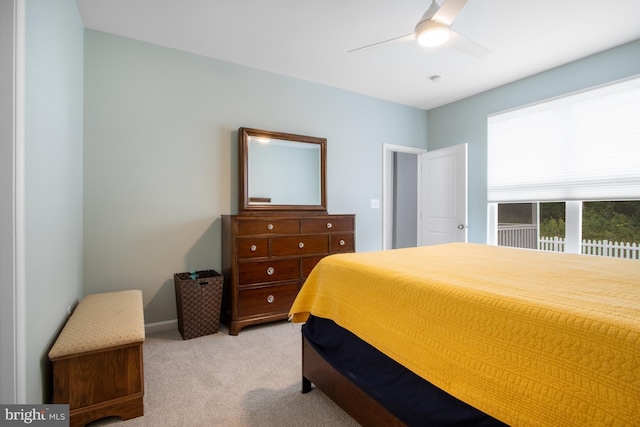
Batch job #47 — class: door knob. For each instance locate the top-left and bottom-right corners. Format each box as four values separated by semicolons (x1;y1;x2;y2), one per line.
457;224;465;230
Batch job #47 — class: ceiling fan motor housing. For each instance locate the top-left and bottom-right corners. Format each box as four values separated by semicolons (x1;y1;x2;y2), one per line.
415;20;451;47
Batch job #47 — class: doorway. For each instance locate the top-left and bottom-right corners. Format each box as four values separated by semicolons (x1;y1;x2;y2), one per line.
383;143;468;250
382;144;425;250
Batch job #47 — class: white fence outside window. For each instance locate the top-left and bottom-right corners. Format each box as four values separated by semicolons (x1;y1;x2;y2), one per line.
538;236;565;252
540;237;640;260
497;225;640;260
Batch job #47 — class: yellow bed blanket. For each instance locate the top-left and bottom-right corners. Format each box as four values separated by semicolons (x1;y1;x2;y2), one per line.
289;243;640;427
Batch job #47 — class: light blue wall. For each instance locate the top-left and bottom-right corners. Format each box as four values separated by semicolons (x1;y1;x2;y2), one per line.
427;39;640;243
83;30;429;323
25;0;84;403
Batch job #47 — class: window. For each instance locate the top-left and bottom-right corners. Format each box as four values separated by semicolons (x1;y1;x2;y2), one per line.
497;203;538;249
582;201;640;242
487;76;640;259
581;201;640;257
496;202;567;251
487;75;640;203
495;200;639;259
540;202;566;238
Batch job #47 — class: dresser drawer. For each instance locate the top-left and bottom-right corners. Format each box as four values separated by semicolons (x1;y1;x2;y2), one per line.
301;216;354;233
237;237;269;258
237;282;299;318
271;235;328;256
238;258;299;285
237;218;299;236
301;255;325;278
330;233;355;253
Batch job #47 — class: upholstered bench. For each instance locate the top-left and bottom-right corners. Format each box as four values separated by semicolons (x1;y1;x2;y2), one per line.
48;290;145;427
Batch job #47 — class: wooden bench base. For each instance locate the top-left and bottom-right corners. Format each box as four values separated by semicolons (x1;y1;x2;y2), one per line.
52;342;144;427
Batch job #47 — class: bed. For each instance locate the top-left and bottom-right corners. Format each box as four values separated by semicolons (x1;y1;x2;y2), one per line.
288;243;640;426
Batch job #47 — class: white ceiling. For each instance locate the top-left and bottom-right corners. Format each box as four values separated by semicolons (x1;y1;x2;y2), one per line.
76;0;640;110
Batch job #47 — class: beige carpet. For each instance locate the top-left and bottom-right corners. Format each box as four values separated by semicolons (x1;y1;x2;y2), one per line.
89;321;359;427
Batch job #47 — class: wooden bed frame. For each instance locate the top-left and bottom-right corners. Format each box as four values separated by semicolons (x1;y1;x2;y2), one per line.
301;335;406;427
292;244;640;426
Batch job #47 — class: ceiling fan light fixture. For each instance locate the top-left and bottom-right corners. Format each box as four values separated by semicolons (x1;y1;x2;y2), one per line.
415;20;451;47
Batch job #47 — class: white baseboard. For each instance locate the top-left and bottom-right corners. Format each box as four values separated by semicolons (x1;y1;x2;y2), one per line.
145;319;178;334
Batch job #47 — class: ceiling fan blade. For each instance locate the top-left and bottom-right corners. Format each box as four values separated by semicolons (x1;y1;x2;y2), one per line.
348;33;415;54
447;30;489;58
418;0;442;22
433;0;467;25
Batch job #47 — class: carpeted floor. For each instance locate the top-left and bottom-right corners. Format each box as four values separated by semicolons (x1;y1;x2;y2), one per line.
88;320;359;427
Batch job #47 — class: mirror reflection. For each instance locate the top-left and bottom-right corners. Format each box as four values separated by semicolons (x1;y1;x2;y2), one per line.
238;127;327;213
248;137;321;205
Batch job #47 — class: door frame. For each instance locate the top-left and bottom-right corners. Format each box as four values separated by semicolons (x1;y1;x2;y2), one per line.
382;144;426;250
0;0;26;404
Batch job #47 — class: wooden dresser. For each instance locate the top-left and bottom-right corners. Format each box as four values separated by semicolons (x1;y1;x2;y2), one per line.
221;214;355;335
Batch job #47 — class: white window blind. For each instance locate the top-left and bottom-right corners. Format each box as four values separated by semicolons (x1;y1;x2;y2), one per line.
487;76;640;202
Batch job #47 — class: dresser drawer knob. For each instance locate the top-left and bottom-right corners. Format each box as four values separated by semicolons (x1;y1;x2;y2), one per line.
267;223;274;230
267;267;275;276
326;222;333;229
267;294;275;304
298;242;305;249
339;239;345;246
250;244;257;252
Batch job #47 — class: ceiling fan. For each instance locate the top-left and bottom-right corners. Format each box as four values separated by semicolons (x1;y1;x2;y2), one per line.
348;0;488;58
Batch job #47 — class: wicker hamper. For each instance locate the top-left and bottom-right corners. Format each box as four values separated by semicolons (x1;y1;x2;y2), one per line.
174;270;224;339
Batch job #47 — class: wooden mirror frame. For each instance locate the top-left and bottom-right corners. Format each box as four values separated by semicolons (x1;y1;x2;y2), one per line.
238;127;327;214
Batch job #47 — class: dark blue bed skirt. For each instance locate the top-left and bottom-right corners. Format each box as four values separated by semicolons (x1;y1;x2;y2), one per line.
302;315;509;427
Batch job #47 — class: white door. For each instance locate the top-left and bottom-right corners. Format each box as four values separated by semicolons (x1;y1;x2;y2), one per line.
421;143;468;245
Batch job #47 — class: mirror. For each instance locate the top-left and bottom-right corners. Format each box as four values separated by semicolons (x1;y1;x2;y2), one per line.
239;127;327;213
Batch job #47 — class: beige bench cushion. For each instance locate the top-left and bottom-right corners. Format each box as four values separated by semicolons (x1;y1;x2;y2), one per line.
49;290;145;360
